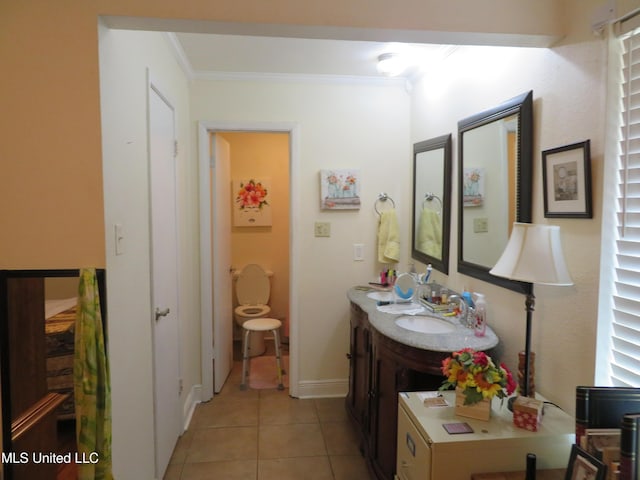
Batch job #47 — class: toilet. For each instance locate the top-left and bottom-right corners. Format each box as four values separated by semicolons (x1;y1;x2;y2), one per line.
234;264;272;356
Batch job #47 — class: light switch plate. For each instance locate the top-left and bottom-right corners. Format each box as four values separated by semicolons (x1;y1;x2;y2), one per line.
353;243;364;261
473;218;489;233
315;222;331;237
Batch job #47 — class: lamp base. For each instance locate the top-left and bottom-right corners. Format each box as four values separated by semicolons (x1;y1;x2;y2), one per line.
518;350;535;397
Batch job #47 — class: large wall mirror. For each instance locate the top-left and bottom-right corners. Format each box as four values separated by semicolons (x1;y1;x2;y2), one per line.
412;134;452;274
457;91;533;293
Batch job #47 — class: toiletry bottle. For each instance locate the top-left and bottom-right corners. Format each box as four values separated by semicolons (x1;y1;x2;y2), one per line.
461;289;475;309
422;284;432;303
473;293;487;337
441;287;449;305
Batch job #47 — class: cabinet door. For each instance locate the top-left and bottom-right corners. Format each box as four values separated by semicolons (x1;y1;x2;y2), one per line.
346;306;371;437
370;345;400;480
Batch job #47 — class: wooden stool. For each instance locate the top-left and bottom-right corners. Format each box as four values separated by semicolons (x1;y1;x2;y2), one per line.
240;318;284;390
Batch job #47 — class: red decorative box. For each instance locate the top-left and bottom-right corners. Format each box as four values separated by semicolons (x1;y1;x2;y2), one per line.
512;396;543;432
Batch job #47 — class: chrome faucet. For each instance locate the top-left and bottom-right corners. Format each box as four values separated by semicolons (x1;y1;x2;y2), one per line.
448;294;474;328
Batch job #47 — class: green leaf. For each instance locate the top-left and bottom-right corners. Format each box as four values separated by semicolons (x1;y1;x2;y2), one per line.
463;388;483;405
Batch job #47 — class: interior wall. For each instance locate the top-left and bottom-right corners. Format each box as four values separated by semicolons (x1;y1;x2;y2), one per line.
409;0;607;413
222;132;291;334
0;0;564;270
191;79;411;386
99;27;199;479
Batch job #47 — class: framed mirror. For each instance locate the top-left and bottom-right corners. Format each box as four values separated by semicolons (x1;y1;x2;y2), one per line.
457;91;533;293
412;134;452;274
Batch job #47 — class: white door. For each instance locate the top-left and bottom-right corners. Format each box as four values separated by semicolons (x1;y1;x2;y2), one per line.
149;83;182;478
212;134;233;393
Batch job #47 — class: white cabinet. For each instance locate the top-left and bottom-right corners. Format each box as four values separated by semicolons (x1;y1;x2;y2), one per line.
396;391;575;480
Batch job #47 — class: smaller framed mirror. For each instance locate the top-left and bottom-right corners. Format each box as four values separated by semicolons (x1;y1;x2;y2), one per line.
412;134;452;274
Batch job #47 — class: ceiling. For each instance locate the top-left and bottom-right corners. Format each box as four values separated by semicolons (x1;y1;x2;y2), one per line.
171;32;453;80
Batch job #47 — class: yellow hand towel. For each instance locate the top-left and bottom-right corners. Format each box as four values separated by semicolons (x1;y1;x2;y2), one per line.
378;209;400;263
418;208;442;258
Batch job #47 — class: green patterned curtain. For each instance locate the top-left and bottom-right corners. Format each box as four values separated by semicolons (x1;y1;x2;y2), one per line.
74;268;114;480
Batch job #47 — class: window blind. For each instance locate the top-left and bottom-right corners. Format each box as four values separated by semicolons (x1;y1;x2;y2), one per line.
612;29;640;386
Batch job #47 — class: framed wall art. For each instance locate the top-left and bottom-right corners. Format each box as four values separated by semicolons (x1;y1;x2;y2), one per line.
320;169;361;210
462;167;485;207
542;140;592;218
233;178;272;226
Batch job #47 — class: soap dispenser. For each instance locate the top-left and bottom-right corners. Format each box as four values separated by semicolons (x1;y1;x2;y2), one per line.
473;293;487;337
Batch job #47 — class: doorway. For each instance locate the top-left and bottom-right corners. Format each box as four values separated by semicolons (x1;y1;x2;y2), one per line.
198;122;300;400
221;131;290;358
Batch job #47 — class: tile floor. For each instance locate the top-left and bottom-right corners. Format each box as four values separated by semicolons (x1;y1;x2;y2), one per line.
163;342;374;480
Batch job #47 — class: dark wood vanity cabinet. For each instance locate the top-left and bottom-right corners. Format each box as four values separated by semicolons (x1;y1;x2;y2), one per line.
345;301;451;480
346;302;371;444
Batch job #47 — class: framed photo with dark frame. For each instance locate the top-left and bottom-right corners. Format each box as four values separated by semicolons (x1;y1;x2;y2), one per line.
565;444;607;480
542;140;592;218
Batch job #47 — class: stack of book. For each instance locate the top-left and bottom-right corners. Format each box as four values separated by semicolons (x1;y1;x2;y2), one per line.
576;386;640;480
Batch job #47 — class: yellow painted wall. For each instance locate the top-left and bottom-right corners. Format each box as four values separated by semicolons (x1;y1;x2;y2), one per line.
0;0;561;268
223;132;291;334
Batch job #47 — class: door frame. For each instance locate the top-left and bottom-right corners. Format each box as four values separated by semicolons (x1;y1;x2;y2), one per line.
198;121;300;400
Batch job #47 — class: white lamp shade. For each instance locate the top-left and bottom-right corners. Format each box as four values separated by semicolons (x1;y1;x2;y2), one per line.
490;223;573;286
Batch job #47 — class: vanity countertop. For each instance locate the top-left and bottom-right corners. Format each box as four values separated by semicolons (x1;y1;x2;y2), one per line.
347;286;499;352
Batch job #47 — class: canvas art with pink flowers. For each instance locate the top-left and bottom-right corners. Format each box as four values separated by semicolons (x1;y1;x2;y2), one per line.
234;178;272;226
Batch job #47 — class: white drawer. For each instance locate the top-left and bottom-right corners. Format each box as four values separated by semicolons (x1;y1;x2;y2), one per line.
397;405;432;480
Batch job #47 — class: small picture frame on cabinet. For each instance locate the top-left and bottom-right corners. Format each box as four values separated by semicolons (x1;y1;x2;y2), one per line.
564;444;606;480
542;140;592;218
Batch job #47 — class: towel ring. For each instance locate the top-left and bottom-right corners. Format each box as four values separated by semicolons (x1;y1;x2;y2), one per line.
375;193;395;216
423;193;443;213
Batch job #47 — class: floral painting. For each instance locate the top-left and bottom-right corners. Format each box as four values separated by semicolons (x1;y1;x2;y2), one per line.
233;178;272;226
320;169;361;210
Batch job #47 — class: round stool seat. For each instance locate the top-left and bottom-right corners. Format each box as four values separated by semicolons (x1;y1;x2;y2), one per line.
243;318;282;332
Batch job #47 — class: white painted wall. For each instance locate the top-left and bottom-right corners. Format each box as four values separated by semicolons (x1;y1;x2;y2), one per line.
96;2;608;475
410;3;606;413
99;27;199;479
191;79;411;391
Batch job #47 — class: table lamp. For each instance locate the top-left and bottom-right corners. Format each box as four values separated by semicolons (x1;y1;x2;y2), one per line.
490;223;573;397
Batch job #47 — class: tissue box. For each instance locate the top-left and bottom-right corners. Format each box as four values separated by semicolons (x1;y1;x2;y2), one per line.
512;396;543;432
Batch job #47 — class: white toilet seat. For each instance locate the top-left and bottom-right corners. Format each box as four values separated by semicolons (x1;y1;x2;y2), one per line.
234;304;271;318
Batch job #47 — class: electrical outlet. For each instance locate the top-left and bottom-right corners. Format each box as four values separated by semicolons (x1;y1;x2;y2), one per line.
314;222;331;237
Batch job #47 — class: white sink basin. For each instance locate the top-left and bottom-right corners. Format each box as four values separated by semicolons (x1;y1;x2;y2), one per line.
367;291;394;302
395;315;456;334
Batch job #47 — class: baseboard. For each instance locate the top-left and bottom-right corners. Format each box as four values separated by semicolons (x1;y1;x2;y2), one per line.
295;378;348;399
182;384;202;432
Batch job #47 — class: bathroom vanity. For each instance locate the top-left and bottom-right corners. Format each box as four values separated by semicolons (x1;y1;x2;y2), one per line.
346;287;499;480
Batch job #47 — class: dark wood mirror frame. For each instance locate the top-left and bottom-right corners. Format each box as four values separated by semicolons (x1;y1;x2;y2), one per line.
457;91;533;293
411;134;452;274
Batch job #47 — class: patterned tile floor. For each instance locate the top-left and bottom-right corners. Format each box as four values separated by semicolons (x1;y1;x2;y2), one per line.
163;342;373;480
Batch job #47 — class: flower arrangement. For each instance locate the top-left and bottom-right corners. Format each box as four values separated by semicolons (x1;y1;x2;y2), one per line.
440;348;516;405
236;179;268;210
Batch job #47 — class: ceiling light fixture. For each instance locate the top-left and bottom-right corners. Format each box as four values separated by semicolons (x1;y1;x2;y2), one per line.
376;52;407;77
